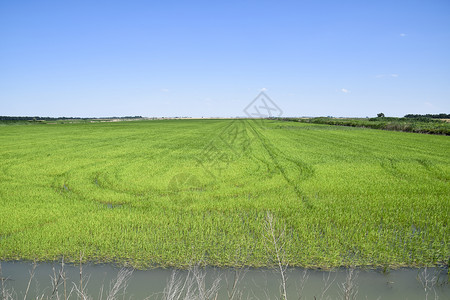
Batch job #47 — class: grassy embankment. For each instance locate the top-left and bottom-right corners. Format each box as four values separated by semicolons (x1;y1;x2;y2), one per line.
280;117;450;135
0;119;448;269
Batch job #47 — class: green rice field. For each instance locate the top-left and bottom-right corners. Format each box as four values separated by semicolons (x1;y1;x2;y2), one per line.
0;119;449;269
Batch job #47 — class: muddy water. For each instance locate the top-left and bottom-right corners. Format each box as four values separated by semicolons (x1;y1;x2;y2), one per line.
0;261;448;299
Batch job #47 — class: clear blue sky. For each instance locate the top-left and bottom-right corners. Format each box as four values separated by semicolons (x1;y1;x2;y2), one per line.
1;0;449;118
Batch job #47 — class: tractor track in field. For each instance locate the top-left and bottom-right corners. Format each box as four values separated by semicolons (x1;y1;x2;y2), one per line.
378;156;449;182
246;120;313;207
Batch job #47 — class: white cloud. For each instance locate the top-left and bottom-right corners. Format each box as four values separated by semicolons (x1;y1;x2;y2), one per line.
400;33;407;37
161;88;170;92
341;88;350;93
375;74;399;78
261;88;268;91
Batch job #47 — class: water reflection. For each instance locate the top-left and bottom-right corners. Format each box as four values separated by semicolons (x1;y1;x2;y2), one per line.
0;261;448;299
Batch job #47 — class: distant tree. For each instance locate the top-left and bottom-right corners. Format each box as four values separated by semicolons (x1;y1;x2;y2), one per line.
377;113;385;118
404;113;450;119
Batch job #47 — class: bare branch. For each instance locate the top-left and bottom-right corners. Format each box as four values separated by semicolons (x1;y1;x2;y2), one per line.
264;211;288;300
296;269;309;300
418;267;439;300
106;268;133;300
339;268;358;300
317;270;336;300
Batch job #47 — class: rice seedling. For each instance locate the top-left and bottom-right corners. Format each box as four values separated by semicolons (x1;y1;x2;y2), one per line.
0;119;448;269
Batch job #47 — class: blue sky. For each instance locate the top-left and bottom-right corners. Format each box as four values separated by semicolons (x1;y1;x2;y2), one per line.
1;0;449;118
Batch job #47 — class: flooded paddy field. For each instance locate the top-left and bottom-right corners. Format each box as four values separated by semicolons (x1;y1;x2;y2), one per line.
1;120;448;268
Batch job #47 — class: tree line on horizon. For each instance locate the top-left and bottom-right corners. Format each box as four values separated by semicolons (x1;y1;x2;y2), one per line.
1;114;449;121
403;113;450;119
0;116;143;121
